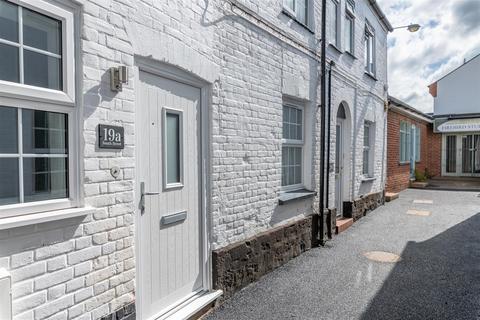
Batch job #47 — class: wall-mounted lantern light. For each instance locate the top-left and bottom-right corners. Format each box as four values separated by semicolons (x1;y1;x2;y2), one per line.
110;66;128;92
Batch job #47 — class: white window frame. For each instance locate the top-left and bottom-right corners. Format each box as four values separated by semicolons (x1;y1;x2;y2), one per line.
281;103;305;192
330;0;340;48
0;0;78;219
363;121;374;177
0;0;75;105
344;0;355;54
162;107;184;190
283;0;310;27
364;21;376;76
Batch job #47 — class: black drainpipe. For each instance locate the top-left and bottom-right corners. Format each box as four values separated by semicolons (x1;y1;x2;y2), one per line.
318;0;327;246
325;61;334;240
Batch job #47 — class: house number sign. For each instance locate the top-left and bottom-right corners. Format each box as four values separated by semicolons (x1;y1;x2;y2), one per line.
98;124;124;149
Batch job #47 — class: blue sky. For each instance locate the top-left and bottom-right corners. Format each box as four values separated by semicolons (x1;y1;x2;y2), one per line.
378;0;480;112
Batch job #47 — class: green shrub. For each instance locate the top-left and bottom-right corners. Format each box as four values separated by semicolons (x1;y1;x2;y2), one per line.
415;169;427;182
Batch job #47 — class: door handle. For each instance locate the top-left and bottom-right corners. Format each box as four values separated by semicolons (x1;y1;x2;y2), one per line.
144;191;159;196
140;182;159;214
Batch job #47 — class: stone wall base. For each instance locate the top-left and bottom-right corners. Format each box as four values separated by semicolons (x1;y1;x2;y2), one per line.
212;216;313;299
100;302;135;320
344;191;385;221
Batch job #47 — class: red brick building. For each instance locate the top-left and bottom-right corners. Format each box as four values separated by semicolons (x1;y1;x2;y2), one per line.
386;97;441;193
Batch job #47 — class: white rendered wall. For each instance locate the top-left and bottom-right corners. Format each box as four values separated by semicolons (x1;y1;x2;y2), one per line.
435;56;480;116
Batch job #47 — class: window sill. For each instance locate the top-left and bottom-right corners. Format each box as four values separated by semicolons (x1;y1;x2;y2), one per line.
329;44;342;54
279;189;317;205
0;207;94;230
345;51;357;59
364;72;378;81
281;9;314;34
361;176;376;182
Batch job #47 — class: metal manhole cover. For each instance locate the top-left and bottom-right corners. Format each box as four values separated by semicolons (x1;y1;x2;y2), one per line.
364;251;402;263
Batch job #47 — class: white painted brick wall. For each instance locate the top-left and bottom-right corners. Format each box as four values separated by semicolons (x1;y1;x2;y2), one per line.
1;0;388;319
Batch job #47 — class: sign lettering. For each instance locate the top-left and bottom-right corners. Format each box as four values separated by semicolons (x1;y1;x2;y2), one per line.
98;124;124;149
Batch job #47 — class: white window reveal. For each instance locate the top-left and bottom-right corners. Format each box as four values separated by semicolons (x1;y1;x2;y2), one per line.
344;0;355;54
363;121;374;176
364;21;375;76
283;0;309;26
0;0;77;218
282;105;304;189
163;108;184;189
0;0;75;104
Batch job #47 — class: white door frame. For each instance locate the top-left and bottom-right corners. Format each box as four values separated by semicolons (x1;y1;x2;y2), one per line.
442;133;480;177
134;57;212;320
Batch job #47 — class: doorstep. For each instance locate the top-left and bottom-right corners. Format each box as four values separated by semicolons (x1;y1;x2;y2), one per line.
410;181;429;189
158;290;223;320
335;218;353;234
385;192;399;202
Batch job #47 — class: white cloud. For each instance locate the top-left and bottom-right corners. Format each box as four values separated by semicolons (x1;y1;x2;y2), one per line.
378;0;480;113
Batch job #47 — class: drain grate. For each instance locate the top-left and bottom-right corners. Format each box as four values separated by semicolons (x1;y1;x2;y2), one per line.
364;251;401;263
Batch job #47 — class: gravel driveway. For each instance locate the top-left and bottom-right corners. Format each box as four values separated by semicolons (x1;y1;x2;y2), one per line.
205;189;480;320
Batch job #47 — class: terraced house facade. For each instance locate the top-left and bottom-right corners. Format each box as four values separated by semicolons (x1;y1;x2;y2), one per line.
0;0;391;319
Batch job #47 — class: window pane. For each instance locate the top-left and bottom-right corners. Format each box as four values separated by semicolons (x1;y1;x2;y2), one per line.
294;147;302;166
22;7;61;54
345;17;352;52
23;157;68;203
0;158;19;205
364;125;370;146
363;149;369;174
294;165;301;184
446;136;456;173
296;0;307;24
22;109;68;154
0;43;19;83
284;0;294;11
24;50;62;90
0;106;18;153
0;0;18;42
166;112;181;184
330;1;338;45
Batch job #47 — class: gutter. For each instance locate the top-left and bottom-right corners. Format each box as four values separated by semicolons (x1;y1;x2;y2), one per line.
367;0;394;32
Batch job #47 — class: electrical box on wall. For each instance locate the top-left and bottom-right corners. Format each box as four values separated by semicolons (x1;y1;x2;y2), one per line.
0;269;12;320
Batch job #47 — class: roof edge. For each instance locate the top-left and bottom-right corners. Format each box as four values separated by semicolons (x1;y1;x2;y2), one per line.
368;0;394;32
428;53;480;86
388;96;433;122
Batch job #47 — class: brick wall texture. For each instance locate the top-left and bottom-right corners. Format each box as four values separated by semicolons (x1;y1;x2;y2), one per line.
1;0;390;319
386;108;441;193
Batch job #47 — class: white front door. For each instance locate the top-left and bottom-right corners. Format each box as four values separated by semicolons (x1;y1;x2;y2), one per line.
137;70;203;319
335;121;343;217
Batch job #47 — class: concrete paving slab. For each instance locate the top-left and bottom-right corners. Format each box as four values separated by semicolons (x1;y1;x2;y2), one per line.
413;199;433;204
407;209;432;216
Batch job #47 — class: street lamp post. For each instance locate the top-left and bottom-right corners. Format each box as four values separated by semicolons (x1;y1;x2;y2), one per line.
393;23;421;32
